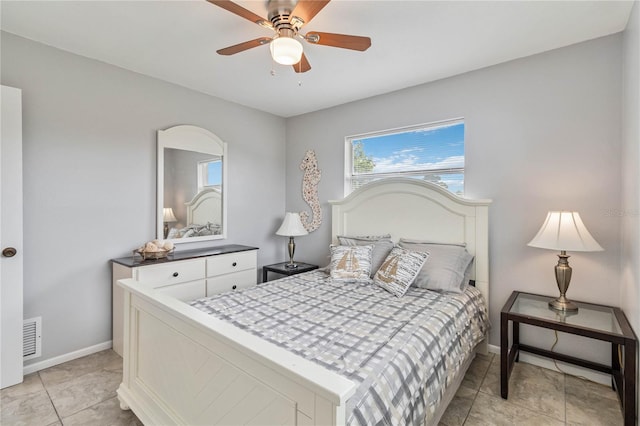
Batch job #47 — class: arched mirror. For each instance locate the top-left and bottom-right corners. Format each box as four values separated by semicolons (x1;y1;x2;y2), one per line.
157;125;227;243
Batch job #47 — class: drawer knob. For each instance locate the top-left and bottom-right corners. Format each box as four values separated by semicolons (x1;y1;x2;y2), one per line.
173;272;179;277
232;262;237;267
2;247;17;258
232;285;237;290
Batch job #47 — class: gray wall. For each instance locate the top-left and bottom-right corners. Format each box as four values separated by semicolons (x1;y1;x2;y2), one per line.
621;3;640;341
285;35;623;363
0;32;287;365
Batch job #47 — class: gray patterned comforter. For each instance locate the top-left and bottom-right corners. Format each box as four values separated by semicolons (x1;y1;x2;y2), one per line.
190;270;488;425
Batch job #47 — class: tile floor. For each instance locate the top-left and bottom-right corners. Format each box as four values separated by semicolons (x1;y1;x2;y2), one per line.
439;352;623;426
0;350;140;426
0;349;623;425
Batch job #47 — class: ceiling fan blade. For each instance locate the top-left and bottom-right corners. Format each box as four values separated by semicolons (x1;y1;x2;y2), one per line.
216;37;272;55
207;0;272;28
290;0;330;27
293;53;311;73
305;32;371;51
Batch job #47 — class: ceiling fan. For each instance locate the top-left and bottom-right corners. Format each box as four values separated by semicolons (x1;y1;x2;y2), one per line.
208;0;372;73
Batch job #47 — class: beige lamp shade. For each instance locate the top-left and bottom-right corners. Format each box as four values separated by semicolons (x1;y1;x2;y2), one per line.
163;208;177;223
528;211;603;312
276;212;308;237
527;211;603;252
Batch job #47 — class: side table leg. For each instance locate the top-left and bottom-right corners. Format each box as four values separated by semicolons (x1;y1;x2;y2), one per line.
612;343;620;391
501;313;508;399
623;341;636;426
514;322;520;362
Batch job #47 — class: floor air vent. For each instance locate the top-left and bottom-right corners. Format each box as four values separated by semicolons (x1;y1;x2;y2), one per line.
23;317;42;360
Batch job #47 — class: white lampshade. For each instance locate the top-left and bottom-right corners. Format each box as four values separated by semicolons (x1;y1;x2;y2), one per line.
528;211;603;252
270;36;303;65
276;212;308;237
163;207;177;223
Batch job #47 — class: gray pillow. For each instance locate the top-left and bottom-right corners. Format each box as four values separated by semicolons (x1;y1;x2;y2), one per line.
398;239;473;293
338;235;394;277
374;247;429;297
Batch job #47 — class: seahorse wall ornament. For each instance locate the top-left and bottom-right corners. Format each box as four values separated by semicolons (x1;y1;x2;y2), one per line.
299;150;322;233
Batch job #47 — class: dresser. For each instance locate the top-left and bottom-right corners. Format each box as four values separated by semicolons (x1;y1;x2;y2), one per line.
111;244;258;356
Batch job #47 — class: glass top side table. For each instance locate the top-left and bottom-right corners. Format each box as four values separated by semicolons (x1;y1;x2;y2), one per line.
501;291;636;426
509;292;623;335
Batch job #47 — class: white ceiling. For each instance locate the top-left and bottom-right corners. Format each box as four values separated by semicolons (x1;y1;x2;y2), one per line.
1;1;634;117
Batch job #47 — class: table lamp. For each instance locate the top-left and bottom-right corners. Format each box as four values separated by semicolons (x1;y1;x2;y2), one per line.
163;208;177;239
527;211;603;312
276;212;308;269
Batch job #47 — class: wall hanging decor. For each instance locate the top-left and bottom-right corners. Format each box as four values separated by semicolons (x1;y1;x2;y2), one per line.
299;150;322;232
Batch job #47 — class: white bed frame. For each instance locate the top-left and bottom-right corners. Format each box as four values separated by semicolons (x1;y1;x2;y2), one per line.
117;178;491;425
186;187;222;228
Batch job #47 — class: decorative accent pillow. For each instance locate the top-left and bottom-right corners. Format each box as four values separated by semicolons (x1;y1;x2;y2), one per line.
399;239;473;293
329;244;374;282
337;235;394;277
373;247;429;297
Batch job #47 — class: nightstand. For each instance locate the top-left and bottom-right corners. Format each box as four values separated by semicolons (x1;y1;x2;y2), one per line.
501;291;637;426
262;262;319;282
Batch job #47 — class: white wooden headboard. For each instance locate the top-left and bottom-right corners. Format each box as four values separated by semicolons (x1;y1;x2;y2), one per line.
329;178;492;311
186;187;222;226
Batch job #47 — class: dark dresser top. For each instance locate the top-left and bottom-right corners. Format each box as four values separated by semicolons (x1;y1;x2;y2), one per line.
111;244;258;268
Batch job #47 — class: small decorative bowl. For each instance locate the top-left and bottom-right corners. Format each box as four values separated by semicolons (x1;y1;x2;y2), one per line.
134;247;174;260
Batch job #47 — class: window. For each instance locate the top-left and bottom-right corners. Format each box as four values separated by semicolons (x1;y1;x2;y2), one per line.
345;119;465;196
198;158;222;191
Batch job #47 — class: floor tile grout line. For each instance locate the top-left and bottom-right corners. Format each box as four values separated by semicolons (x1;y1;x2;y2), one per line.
461;387;480;425
38;371;63;425
40;365;120;423
461;353;494;425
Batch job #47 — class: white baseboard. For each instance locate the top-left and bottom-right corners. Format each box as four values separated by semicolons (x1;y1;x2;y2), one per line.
487;344;610;386
23;341;113;375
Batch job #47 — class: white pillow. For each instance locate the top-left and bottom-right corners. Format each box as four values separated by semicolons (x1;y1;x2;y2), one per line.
398;239;473;293
337;235;394;277
329;244;374;282
374;247;429;297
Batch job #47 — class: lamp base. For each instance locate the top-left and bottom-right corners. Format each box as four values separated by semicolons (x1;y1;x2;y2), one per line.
285;236;298;270
549;251;579;312
549;296;579;312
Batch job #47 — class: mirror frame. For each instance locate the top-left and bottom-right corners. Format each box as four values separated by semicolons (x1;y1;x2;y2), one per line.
157;125;228;243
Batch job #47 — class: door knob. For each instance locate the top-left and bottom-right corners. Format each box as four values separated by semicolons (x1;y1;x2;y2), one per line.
2;247;17;257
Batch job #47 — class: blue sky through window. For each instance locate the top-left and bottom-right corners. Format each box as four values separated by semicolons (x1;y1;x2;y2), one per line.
206;161;222;186
352;121;465;193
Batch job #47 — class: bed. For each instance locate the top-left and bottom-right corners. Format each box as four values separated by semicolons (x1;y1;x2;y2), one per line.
117;178;491;425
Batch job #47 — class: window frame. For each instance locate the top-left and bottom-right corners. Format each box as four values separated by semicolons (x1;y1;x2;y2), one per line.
344;118;465;197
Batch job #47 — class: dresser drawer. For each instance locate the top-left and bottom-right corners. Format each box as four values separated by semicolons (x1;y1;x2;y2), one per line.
156;279;206;301
206;270;257;296
135;258;205;287
206;250;257;277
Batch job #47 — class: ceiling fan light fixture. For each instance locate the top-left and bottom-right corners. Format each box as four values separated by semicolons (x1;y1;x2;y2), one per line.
270;36;303;65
